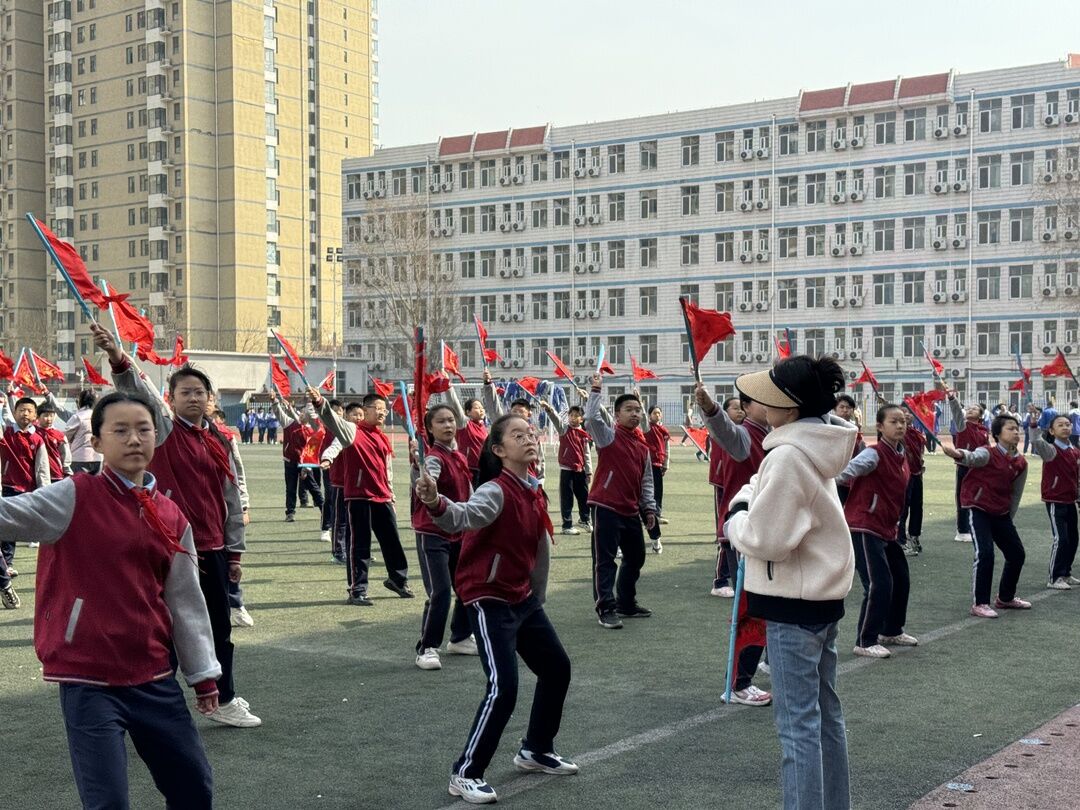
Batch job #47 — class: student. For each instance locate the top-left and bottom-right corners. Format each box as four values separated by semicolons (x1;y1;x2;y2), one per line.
584;374;657;630
255;408;268;443
269;390;324;522
898;408;927;556
320;400;358;564
308;387;413;605
724;355;857;810
832;394;866;506
694;383;771;706
1069;401;1080;448
410;403;479;670
415;413;575;805
0;390;220;808
0;394;50;593
207;402;254;629
95;322;260;728
445;385;489;490
1022;404;1039;455
946;391;990;543
642;405;671;531
37;399;73;481
481;368;546;486
1032;415;1080;589
708;396;744;598
539;401;592;536
942;414;1030;618
64;389;103;474
837;404;916;659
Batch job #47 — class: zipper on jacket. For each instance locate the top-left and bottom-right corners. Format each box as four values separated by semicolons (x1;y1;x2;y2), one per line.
486;554;501;583
869;493;878;513
603;470;614;489
64;598;84;644
767;561;774;581
974;486;983;502
1052;476;1058;489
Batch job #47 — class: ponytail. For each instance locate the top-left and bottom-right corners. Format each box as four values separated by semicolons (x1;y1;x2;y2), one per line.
477;414;517;484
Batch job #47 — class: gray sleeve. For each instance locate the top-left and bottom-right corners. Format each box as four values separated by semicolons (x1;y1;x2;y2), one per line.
60;438;73;477
639;453;657;513
1030;433;1057;462
599;404;613;427
534;441;546;483
955;447;991;468
530;534;551;605
836;447;880;485
444;385;466;428
223;458;247;554
63;412;81;443
272;399;297;428
701;405;751;461
583;437;593;476
0;395;13;426
585;390;615;448
429;481;505;534
229;438;250;510
113;361;174;447
165;525;223;686
319;396;356;446
321;438;342;463
948;397;964;433
0;477;76;544
481;383;505;418
1009;466;1027;519
546;407;566;435
34;443;50;488
47;392;73;423
411;454;444;489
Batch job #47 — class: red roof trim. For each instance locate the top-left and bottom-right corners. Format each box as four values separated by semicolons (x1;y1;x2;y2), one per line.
898;73;950;98
848;79;896;105
509;125;547;148
474;130;509;152
438;134;474;157
799;86;847;112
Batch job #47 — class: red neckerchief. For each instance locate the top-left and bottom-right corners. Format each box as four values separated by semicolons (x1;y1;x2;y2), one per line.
528;480;554;538
180;419;236;484
131;486;191;558
618;423;649;446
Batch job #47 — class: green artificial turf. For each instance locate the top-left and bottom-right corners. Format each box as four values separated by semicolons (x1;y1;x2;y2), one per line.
1;443;1076;809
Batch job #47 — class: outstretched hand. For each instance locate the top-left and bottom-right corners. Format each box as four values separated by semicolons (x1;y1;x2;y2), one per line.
694;381;714;412
415;468;438;506
939;439;962;460
305;386;321;405
90;322;123;364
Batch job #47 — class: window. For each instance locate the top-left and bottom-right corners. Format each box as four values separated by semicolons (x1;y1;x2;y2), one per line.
457;162;474;188
873;166;895;199
715;282;735;311
805;173;825;205
639;287;657;317
715;182;733;213
805;277;825;308
874;112;896;145
604;192;625;222
778;279;798;310
607;241;625;269
778;175;798;207
459;207;475;234
778;123;799;156
902;271;925;304
805;121;826;153
553;291;570;319
903;107;926;141
979;98;1002;133
480;159;496;187
607;288;625;317
901;325;924;358
607;144;625;174
975;323;1000;356
873;220;895;252
872;273;895;305
1008;265;1032;299
680;235;699;266
480;205;495;232
1011;94;1034;129
715;233;734;262
805;225;826;257
681;136;699;166
903;163;925;196
1008;321;1033;355
640;140;657;170
1010;151;1033;186
872;327;895;358
531;247;548;275
639;335;657;364
639;190;657;219
531;201;547;229
639;238;657;268
681;185;699;216
902;217;925;250
977;211;1001;245
777;227;797;258
976;266;1001;300
1010;209;1033;243
715;131;734;162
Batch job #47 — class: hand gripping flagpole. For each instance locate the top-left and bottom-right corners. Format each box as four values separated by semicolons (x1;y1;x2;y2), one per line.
723;556;746;705
678;297;702;383
399;380;424;465
25;213;95;321
98;279;124;346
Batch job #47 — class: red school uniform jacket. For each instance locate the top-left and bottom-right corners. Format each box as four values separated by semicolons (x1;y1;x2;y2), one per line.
41;427;69;481
557;425;591;472
844;442;911;542
903;427;926;476
644;423;670;469
1041;442;1080;504
455;419;489;472
588;424;652;517
0;425;47;492
960;447;1028;516
282;421;312;463
411;441;472;541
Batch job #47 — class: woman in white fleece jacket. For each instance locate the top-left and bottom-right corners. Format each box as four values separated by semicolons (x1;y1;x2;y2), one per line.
725;355;856;810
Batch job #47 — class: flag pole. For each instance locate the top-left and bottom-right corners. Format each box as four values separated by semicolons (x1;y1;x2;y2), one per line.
595;344;606;376
398;380;424;464
678;297;702;383
473;315;488;371
723;557;746;705
271;332;310;388
860;359;885;404
27;350;45;391
25;213;95;321
98;279;124;346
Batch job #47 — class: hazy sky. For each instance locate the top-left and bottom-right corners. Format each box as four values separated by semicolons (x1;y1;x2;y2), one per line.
377;0;1080;148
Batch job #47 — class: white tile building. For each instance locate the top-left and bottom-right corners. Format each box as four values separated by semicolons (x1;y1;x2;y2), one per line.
342;57;1080;414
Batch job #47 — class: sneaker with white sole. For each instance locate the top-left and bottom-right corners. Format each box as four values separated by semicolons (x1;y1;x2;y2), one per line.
230;606;254;627
994;596;1032;610
513;747;579;775
723;685;772;706
712;585;735;598
757;661;771;676
561;526;580;536
577;520;592;532
1068;575;1080;586
27;542;39;549
446;636;479;656
954;532;972;543
970;603;998;619
415;648;442;670
1;585;19;610
319;530;331;542
909;536;922;554
658;517;669;525
448;775;497;804
206;697;262;728
7;567;17;578
853;644;892;658
1047;577;1072;590
651;539;663;554
878;632;918;646
597;611;623;630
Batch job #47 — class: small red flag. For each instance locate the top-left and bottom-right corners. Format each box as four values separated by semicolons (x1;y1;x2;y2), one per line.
170;334;189;367
413;327;429;430
105;283;156;348
474;316;503;364
319;368;335;393
774;331;792;360
517;376;541;395
0;348;15;380
1007;378;1026;391
369;376;395;398
391;394;407;419
272;330;306;375
13;352;45;394
82;357;109;386
269;355;291;398
34;219;108;310
1041;350;1075;379
599;358;616;376
903;390;943;435
682;426;710;459
680;298;736;365
442;343;467;383
630;353;659;381
31;351;65;381
850;364;879;390
924;347;944;377
426;370;451;395
483;346;503;364
545;350;576;381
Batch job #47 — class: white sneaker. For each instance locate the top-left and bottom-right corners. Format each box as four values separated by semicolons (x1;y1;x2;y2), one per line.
651;539;663;554
230;606;254;627
723;685;772;706
513;747;580;775
1048;577;1072;590
757;661;771;675
27;542;39;548
710;585;735;598
954;533;972;543
658;517;669;525
446;636;479;656
415;648;442;670
1068;576;1080;586
878;633;919;646
448;775;497;804
853;644;892;658
319;530;331;542
206;697;262;727
561;526;580;536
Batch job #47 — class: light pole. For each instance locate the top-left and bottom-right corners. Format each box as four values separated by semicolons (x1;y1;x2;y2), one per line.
325;246;344;396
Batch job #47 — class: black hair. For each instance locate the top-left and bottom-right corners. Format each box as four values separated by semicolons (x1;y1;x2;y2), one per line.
648;405;662;416
990;413;1019;442
90;390;156;437
775;355;846;419
835;394;856;409
77;389;96;410
613;392;641;413
1044;414;1072;443
875;403;905;441
567;405;583;416
327;398;342;410
424;403;458;444
477;413;522;484
344;401;363;414
1072;401;1079;409
464;398;481;413
168;363;213;396
509;398;532;413
37;400;56;416
738;392;754;408
721;396;741;412
13;397;37;412
362;393;387;408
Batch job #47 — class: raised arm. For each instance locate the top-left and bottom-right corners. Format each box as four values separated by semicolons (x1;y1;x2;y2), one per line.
1030;431;1057;462
444;385;467;428
540;400;566;435
835;447;880;485
309;388;356;446
480;369;505;418
584;377;615;448
165;526;222;687
947;395;964;433
696;383;750;461
269;395;298;428
421;479;505;535
94;323;173;448
0;478;76;544
45;391;73;423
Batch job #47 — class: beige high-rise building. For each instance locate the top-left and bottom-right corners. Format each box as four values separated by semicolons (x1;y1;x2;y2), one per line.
0;0;376;370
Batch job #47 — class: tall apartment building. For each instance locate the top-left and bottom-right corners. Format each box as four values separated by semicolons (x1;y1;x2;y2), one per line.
342;58;1080;410
0;0;376;371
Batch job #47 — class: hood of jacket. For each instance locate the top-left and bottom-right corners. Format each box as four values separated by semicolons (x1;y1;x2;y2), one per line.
762;415;857;479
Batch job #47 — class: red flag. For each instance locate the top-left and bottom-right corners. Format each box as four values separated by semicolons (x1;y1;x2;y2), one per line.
369;375;395;398
599;358;616;376
425;370;451;395
139;347;173;366
0;348;15;380
82;357;109;386
545;350;576;381
630;353;659;381
31;351;65;381
1007;378;1026;392
391;394;407;419
412;327;428;430
170;334;189;367
682;426;710;459
442;343;467;383
903;390;940;435
319;368;335;393
272;330;306;375
105;283;156;348
850;364;879;390
680;298;736;365
774;334;791;360
300;427;325;467
517;376;541;395
474;316;502;364
924;347;944;377
34;219;108;310
269;355;291;398
1041;350;1074;379
13;352;45;394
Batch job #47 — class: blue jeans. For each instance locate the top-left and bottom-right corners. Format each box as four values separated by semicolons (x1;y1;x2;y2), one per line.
765;620;850;810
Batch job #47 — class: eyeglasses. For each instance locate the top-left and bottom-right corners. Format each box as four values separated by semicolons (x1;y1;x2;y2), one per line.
104;428;156;441
506;429;539;445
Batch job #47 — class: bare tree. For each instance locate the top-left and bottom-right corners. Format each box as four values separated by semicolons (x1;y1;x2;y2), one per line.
1036;130;1080;312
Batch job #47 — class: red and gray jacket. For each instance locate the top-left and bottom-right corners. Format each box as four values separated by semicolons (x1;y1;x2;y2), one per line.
0;424;50;493
956;445;1028;517
546;408;592;474
1032;434;1080;504
643;422;670;470
0;467;220;692
411;440;473;541
838;441;911;541
41;426;72;481
948;396;990;451
701;405;768;519
903;427;926;476
584;390;656;518
318;397;394;502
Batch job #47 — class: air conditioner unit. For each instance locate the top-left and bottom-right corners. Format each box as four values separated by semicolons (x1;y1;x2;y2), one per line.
512;358;523;368
829;351;841;360
830;246;844;257
363;234;376;244
755;250;770;262
739;200;754;212
373;188;385;198
932;182;949;194
586;356;597;366
499;222;511;232
932;292;946;303
587;166;600;177
832;138;847;150
587;263;600;274
830;297;845;307
1043;172;1058;184
1042;230;1058;242
849;190;865;202
498;312;510;322
439;269;455;282
1065;171;1078;182
953;124;968;136
848;371;858;380
739;251;753;263
849;296;863;307
573;167;587;178
1045;114;1061;127
498;175;511;186
511;267;524;278
511;312;523;322
850;136;865;148
735;352;750;363
573;356;587;367
498;268;511;278
1042;286;1057;297
587;214;601;225
740;148;754;160
442;226;454;237
587;308;600;319
441;181;453;192
932;238;947;250
951;291;967;302
1043;345;1055;355
1064;229;1078;241
573;308;587;319
1065;112;1079;125
511;221;524;231
952;237;967;249
1067;346;1076;355
499;358;512;369
573;215;587;226
361;190;373;200
950;368;963;379
848;351;860;361
1064;286;1076;296
951;347;966;359
952;180;969;193
755;146;770;159
511;174;524;185
754;301;769;312
849;244;864;256
831;192;846;204
428;181;440;193
933;126;949;139
932;348;946;358
573;263;586;274
752;352;767;362
755;199;770;211
737;301;753;312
